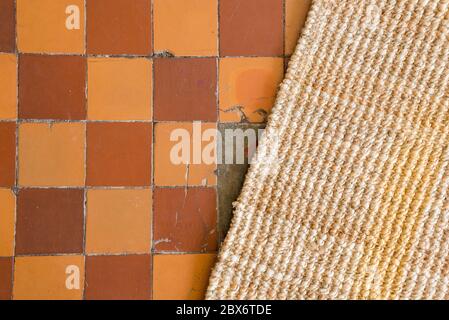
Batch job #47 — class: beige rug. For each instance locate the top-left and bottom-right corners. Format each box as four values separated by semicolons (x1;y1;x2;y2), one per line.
207;0;449;299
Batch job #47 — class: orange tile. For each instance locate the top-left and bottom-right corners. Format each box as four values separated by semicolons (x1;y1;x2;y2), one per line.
153;254;216;300
0;54;17;119
17;0;85;54
19;123;85;187
88;58;152;120
154;0;218;56
86;189;151;254
0;189;15;257
154;122;217;186
219;57;284;123
13;255;85;300
285;0;312;55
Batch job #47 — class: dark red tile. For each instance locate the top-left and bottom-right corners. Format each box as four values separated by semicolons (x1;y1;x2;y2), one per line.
0;257;13;300
87;123;152;186
0;0;15;52
19;54;86;120
15;189;84;255
154;58;217;121
154;187;217;252
220;0;283;56
85;255;151;300
0;122;16;187
87;0;151;55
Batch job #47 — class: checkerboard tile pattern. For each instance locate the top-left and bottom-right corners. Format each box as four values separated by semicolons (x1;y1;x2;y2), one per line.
0;0;311;300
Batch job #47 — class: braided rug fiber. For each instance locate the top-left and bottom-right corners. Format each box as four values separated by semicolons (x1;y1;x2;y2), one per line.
207;0;449;299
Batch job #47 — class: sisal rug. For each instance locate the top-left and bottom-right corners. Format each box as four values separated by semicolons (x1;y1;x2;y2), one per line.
207;0;449;299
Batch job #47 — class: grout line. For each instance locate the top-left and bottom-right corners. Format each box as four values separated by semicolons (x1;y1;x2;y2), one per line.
11;0;18;301
216;0;221;249
82;0;88;301
15;51;287;59
150;0;155;301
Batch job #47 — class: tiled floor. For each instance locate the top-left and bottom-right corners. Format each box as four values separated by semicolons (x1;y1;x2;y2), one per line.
0;0;311;300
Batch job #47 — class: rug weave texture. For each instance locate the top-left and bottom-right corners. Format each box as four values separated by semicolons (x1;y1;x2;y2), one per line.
207;0;449;300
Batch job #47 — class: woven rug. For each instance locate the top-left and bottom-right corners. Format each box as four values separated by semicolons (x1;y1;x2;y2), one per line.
207;0;449;300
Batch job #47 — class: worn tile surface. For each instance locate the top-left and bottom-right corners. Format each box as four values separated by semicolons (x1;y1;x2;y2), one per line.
154;187;217;253
219;57;284;123
0;0;311;299
154;122;217;186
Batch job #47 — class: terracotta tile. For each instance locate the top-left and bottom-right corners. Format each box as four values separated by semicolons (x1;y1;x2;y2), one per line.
0;189;15;257
154;122;217;186
219;57;284;123
15;188;84;255
13;255;84;300
0;54;17;119
0;0;15;52
154;58;217;121
154;0;218;56
17;0;84;54
87;0;151;55
0;122;16;187
85;255;151;300
154;187;217;253
19;54;86;120
285;0;312;55
18;123;85;187
219;0;283;56
0;257;13;300
153;253;216;300
86;189;151;254
88;58;152;120
87;123;152;186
